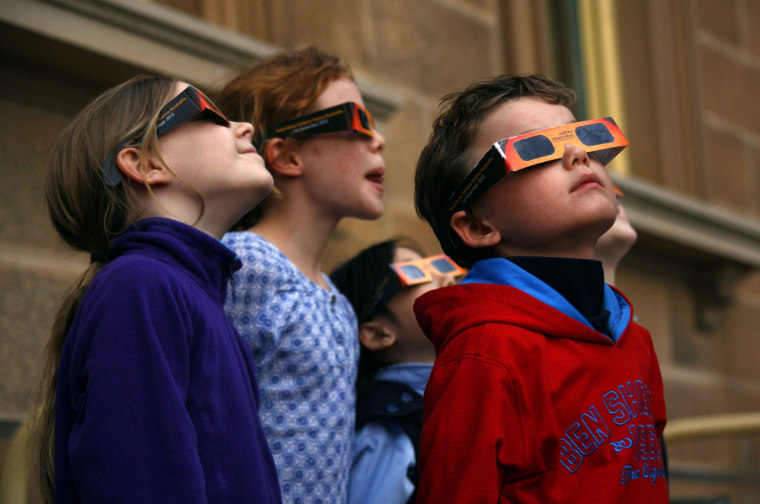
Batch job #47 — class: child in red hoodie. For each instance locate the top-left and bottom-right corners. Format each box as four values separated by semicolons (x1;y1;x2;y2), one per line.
412;74;668;503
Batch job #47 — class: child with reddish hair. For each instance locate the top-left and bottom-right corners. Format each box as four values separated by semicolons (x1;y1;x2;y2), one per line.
218;47;387;504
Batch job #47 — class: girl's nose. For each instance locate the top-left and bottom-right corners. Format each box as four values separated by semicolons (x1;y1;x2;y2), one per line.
370;129;386;153
234;121;254;140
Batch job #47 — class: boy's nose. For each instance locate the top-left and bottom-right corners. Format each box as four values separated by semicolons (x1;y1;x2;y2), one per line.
563;144;590;169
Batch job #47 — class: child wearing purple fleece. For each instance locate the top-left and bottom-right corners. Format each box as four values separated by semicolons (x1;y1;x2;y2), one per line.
31;75;281;504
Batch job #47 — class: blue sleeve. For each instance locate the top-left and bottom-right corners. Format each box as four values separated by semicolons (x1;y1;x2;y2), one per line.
60;264;207;503
223;233;283;363
348;422;416;504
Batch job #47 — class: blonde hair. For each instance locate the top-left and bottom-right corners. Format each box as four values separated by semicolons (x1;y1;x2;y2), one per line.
30;75;183;503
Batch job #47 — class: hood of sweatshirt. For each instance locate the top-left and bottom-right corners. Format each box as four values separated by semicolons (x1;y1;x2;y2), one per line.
413;257;633;355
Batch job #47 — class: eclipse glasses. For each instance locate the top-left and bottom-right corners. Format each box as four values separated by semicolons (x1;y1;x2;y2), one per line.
446;117;628;214
362;254;466;322
102;86;229;186
391;254;467;287
265;102;375;140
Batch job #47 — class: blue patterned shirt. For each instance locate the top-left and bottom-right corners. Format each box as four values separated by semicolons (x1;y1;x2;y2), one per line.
223;232;358;504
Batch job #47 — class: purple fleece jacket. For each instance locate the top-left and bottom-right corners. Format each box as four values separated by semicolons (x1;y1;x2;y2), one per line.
54;218;281;503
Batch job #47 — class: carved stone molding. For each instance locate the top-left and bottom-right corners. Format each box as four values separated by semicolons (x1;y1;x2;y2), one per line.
0;0;402;119
614;174;760;331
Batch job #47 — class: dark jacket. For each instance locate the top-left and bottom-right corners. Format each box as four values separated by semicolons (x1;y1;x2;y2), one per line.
54;217;281;503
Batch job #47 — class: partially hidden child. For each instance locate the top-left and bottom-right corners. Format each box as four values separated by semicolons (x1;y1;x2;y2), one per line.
331;239;464;504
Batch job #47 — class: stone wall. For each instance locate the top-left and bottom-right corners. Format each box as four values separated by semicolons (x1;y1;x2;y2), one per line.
1;0;759;501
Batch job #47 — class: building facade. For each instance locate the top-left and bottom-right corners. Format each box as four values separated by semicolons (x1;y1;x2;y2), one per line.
1;0;759;502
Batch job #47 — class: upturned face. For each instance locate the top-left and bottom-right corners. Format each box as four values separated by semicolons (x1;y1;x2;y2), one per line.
290;78;387;221
154;82;273;235
467;97;618;259
376;247;455;362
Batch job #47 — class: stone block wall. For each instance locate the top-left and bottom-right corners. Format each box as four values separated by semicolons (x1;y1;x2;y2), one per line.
2;0;760;501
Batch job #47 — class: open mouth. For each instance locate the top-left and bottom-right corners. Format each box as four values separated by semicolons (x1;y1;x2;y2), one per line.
366;169;385;192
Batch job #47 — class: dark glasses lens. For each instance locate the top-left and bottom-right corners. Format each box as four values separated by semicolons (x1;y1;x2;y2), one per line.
513;135;556;161
399;264;427;280
430;257;458;274
576;123;614;146
357;107;372;131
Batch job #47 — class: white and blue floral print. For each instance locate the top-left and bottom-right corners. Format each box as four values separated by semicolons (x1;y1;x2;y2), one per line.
224;232;359;504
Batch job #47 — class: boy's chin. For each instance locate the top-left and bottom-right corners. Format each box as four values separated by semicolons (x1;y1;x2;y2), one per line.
589;197;619;226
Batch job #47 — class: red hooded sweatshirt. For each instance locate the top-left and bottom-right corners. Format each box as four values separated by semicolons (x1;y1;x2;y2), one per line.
413;260;668;503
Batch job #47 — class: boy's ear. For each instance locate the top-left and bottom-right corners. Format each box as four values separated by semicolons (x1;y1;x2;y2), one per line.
450;209;502;249
115;147;171;186
264;138;304;177
358;320;397;352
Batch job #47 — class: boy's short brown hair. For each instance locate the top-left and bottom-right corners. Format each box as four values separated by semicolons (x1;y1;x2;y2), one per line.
414;74;576;268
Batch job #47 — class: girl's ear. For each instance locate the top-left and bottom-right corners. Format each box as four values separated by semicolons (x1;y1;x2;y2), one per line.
450;209;502;249
115;147;171;186
264;138;304;177
358;320;397;352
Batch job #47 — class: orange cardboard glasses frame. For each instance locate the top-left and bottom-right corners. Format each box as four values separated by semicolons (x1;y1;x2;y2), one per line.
265;102;375;139
446;117;628;214
390;254;467;287
362;253;466;322
102;86;229;186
